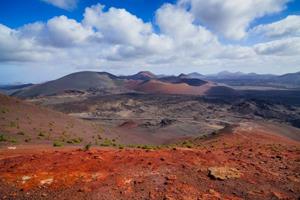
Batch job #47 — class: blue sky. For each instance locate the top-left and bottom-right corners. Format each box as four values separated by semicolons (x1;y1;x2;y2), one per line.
0;0;300;84
0;0;176;28
0;0;298;29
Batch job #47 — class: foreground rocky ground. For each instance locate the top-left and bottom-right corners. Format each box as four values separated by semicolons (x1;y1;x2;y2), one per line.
0;122;299;200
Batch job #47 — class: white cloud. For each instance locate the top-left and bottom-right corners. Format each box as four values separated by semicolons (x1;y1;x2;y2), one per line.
251;15;300;39
0;2;299;78
156;4;219;59
156;4;255;59
254;37;300;56
82;4;173;57
156;4;217;45
41;0;78;10
19;16;96;47
83;4;153;46
0;24;55;62
178;0;290;40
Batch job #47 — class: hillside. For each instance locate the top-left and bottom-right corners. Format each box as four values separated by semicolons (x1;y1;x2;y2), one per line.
0;122;299;200
13;72;126;98
0;94;117;146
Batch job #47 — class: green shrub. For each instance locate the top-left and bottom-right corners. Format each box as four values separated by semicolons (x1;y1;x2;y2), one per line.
9;138;17;144
38;132;45;137
0;134;7;142
182;141;194;148
66;137;83;144
53;140;64;147
84;143;92;151
1;107;9;114
9;121;16;128
141;145;153;150
17;131;25;135
100;138;115;147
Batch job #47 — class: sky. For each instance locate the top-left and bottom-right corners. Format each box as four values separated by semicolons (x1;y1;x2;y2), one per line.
0;0;300;84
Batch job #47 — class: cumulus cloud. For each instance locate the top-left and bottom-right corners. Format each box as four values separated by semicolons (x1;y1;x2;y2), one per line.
156;3;255;59
156;4;217;46
83;4;152;46
178;0;290;40
251;15;300;39
19;16;97;47
41;0;78;10
0;2;299;77
254;37;300;56
0;24;55;62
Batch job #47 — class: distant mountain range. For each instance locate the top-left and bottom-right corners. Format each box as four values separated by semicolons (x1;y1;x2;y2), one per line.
181;71;300;88
0;84;34;95
2;70;299;98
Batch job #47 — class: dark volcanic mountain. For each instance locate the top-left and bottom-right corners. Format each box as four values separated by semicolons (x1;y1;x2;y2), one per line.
13;71;126;98
184;72;206;79
12;71;237;98
276;72;300;86
119;71;156;80
159;76;207;86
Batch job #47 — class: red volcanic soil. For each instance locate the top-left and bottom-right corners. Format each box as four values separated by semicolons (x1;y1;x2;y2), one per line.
0;123;299;200
132;80;216;96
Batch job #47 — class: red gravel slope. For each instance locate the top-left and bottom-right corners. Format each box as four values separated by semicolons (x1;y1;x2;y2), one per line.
0;122;299;200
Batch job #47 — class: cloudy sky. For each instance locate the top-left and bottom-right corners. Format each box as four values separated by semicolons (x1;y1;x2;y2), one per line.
0;0;300;84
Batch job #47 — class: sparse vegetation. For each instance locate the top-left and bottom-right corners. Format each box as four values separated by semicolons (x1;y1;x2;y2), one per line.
0;134;17;143
141;145;154;150
0;107;9;114
84;143;92;151
17;131;25;135
0;134;7;142
53;140;64;147
9;121;17;128
9;138;17;144
100;138;115;147
38;132;45;137
66;137;83;144
181;141;194;148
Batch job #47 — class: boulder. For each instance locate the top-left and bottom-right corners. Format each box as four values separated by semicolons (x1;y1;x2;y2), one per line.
208;167;241;180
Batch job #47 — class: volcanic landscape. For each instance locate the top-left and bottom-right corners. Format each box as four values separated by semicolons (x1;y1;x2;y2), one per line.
0;71;300;200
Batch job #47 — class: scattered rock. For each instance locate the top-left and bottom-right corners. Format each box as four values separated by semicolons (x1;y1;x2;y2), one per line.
208;189;221;197
7;146;16;150
41;193;47;197
272;191;288;200
208;167;241;180
165;175;177;181
93;155;102;159
276;155;282;160
163;194;175;200
78;187;91;193
40;178;53;185
160;118;176;127
21;176;31;184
